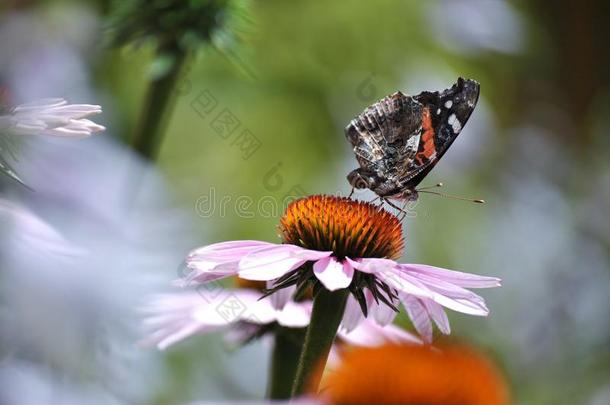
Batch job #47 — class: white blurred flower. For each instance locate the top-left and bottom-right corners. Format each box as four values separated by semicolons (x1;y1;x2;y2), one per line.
0;98;105;138
0;197;85;257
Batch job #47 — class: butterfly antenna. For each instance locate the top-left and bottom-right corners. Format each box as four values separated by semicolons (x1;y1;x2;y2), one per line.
418;190;485;204
416;182;444;191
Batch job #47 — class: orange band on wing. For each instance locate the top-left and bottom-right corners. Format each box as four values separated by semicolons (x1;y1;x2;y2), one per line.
415;107;436;165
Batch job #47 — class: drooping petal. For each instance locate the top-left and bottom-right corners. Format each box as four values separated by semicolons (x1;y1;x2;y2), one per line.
239;245;332;281
341;294;365;333
267;281;296;310
394;265;492;316
401;295;433;343
375;266;435;299
429;293;489;316
313;257;354;291
368;297;398;326
422;299;451;334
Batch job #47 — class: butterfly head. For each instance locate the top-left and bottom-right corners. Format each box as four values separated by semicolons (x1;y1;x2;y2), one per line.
396;189;419;202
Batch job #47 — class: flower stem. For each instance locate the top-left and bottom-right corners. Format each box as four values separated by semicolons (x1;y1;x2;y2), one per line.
267;327;306;399
131;43;189;160
291;288;349;396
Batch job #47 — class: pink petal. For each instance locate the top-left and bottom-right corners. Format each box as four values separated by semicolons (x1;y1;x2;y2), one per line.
341;294;365;332
313;257;354;291
240;302;280;325
402;295;433;343
400;263;501;288
422;299;451;334
184;240;273;284
276;300;312;328
339;319;421;347
394;267;490;316
154;323;218;350
346;257;398;274
409;276;490;315
238;245;331;281
184;262;238;284
141;292;234;350
379;323;423;345
369;298;398;326
187;240;272;262
267;281;296;310
376;267;434;299
431;294;489;316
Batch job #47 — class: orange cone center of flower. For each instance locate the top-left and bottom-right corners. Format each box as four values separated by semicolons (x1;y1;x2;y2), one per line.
324;344;510;405
279;195;404;260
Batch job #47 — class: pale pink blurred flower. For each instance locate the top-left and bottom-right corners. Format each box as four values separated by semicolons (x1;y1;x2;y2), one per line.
141;287;419;350
0;98;105;138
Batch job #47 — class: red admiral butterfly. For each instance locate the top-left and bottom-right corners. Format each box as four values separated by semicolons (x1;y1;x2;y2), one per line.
346;77;481;203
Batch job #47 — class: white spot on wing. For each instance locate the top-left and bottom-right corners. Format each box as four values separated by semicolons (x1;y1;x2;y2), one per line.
448;114;462;133
436;108;441;115
444;100;453;108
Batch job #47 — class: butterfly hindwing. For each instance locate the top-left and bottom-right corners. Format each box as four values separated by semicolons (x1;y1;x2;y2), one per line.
345;92;423;183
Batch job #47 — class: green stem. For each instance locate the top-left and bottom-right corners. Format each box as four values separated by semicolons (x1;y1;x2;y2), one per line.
267;327;306;399
131;43;189;160
291;288;349;396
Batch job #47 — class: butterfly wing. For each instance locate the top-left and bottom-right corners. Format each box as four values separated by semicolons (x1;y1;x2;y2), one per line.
400;77;480;189
345;91;423;183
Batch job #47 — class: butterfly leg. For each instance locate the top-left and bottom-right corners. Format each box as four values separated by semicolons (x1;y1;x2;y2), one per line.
383;198;410;219
398;200;410;221
348;186;355;199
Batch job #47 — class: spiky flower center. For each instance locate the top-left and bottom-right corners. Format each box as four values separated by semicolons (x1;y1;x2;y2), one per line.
279;195;403;260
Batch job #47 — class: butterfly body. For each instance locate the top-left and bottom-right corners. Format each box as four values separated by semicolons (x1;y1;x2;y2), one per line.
346;78;480;200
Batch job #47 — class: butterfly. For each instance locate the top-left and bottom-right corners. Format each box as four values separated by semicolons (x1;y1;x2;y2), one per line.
345;77;480;203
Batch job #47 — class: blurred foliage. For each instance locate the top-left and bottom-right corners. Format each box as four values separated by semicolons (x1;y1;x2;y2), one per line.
106;0;251;58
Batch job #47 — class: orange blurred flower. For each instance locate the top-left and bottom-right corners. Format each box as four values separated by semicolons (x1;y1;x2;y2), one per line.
322;343;510;405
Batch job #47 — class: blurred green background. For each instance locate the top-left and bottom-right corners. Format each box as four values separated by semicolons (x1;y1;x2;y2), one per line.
1;0;610;404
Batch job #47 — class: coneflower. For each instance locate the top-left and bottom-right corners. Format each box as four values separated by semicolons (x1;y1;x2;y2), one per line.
181;194;500;394
184;195;499;343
